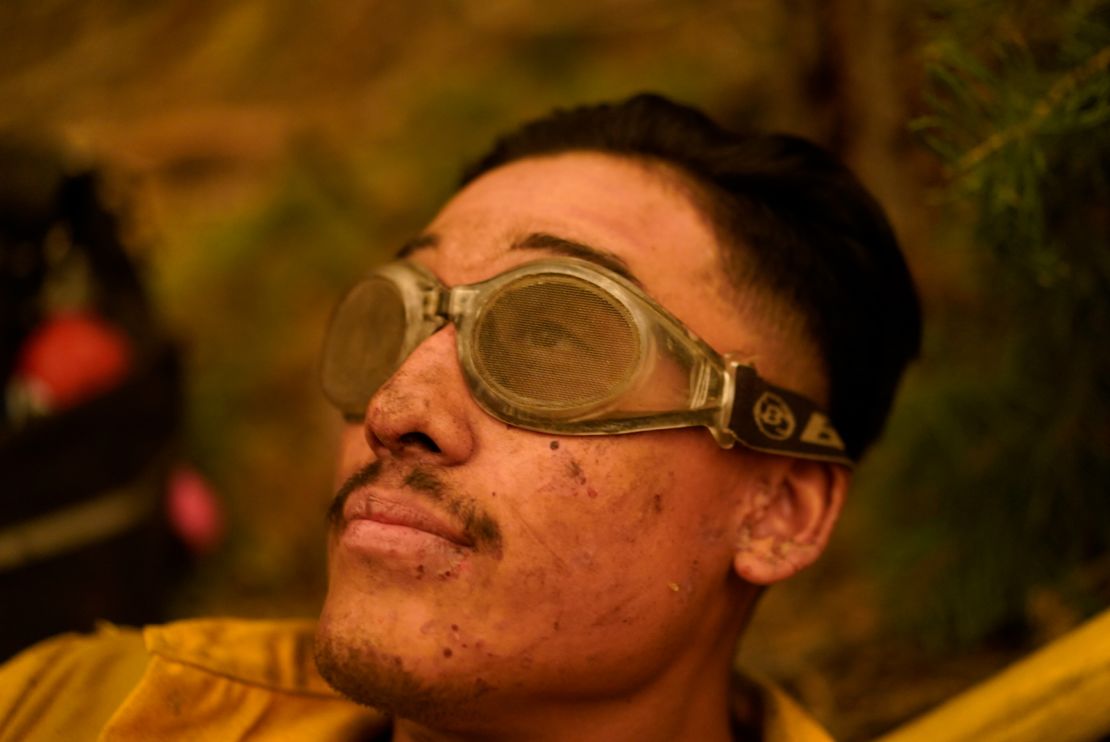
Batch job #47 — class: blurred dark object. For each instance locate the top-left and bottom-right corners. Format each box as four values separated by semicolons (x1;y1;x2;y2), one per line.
0;131;185;661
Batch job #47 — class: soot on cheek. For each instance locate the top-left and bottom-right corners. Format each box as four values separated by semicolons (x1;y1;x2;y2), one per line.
566;458;587;485
631;466;675;525
535;449;595;498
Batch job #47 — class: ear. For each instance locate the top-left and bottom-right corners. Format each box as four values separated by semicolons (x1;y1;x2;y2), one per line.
731;459;850;585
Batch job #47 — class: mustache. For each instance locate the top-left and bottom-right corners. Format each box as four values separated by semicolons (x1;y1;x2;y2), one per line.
328;460;383;527
327;461;502;552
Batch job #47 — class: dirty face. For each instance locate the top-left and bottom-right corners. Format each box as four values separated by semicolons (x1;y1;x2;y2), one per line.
315;153;783;723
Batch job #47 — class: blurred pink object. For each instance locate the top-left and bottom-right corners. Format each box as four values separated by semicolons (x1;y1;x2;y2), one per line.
10;311;133;415
166;466;225;555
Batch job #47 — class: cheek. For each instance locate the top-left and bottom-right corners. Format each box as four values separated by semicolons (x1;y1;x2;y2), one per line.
525;439;655;523
496;439;733;665
572;435;738;583
497;436;722;586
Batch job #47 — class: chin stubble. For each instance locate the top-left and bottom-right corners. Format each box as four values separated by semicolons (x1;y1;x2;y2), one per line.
314;624;497;726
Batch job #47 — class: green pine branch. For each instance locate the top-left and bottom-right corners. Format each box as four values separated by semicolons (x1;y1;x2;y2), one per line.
954;43;1110;173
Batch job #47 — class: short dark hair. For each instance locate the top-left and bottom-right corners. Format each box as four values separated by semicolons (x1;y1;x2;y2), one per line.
462;93;921;460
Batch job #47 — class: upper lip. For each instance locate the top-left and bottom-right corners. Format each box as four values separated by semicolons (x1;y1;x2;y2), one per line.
343;489;474;548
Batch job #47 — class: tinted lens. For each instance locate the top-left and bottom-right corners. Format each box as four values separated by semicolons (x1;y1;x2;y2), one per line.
472;275;642;412
321;277;407;415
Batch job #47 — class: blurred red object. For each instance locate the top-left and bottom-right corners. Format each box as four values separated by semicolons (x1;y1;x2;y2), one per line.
8;311;133;417
166;466;225;555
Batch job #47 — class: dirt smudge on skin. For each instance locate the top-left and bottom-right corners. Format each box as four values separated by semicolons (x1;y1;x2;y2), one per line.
590;595;636;628
566;458;586;484
653;493;663;513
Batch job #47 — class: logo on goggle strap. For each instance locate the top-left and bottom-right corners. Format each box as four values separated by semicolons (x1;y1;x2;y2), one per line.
753;392;796;441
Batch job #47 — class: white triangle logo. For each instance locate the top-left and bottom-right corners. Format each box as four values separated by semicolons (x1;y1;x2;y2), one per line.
800;412;846;450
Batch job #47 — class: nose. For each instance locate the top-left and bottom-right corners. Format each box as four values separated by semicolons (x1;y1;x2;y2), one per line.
363;324;476;465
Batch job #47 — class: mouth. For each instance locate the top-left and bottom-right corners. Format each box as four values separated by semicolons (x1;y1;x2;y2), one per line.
342;490;475;549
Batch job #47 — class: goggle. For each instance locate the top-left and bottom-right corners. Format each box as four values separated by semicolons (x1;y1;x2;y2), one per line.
321;258;852;466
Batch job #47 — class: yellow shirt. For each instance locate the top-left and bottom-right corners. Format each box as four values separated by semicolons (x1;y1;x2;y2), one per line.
0;619;831;741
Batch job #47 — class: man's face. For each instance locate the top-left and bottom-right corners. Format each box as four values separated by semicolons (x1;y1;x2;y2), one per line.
316;152;784;721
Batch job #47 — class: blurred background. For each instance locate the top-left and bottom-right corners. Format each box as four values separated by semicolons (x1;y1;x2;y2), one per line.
0;0;1108;738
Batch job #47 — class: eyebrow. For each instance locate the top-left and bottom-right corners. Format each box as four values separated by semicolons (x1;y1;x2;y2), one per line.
394;231;643;287
510;232;642;286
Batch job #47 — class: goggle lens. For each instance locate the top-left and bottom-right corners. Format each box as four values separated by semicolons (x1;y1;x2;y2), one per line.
320;276;407;416
472;275;642;414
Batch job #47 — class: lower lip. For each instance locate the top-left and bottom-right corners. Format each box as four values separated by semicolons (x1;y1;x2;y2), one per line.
340;518;468;562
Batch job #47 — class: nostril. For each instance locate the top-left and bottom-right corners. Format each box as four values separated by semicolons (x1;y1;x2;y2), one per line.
398;431;442;453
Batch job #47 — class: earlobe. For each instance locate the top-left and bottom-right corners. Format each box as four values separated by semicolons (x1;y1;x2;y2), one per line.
731;460;850;585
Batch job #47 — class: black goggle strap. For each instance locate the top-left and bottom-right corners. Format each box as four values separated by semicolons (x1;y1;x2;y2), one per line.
726;362;854;467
